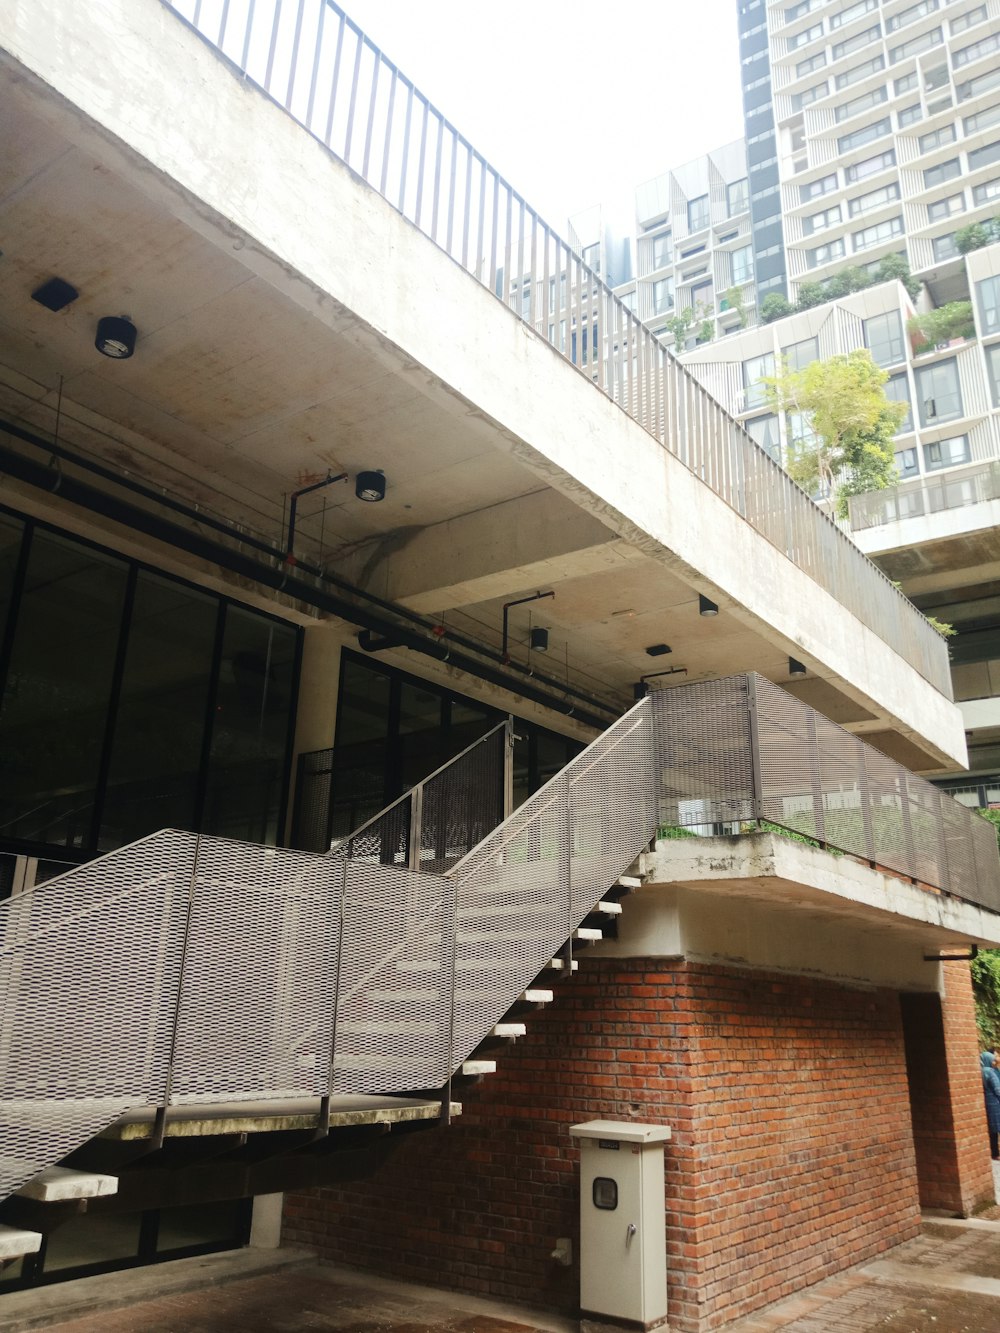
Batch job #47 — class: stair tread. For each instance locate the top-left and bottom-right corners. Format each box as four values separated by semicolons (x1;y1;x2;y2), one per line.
16;1165;118;1203
0;1224;42;1259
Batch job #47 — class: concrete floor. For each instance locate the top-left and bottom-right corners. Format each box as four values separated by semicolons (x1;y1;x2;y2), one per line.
6;1216;1000;1333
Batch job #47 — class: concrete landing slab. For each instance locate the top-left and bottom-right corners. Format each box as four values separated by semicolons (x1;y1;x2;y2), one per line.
0;1225;41;1260
103;1095;460;1141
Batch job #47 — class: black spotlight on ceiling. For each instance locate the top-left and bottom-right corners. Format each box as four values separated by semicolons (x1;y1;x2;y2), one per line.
789;657;807;678
95;315;137;360
355;470;386;502
699;594;719;617
645;643;671;657
530;626;549;653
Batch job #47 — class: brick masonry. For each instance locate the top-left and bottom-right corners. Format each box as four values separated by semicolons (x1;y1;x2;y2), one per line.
901;960;995;1216
284;958;951;1332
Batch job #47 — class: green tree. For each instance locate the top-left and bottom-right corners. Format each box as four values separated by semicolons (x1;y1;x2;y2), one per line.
972;811;1000;1048
764;349;908;519
761;292;793;324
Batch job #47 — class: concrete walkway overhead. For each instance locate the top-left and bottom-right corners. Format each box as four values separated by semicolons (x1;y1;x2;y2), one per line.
6;1216;1000;1333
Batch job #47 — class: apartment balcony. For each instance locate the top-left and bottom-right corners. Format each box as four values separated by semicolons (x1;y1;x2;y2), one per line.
0;0;967;770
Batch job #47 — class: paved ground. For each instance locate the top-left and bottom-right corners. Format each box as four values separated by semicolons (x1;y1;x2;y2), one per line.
8;1215;1000;1333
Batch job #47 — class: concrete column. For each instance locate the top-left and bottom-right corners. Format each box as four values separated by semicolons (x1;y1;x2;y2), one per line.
900;961;995;1216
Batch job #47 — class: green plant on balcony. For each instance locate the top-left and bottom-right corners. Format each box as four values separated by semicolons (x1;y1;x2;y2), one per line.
955;219;1000;255
761;292;794;324
763;348;907;519
906;301;976;355
722;285;749;329
665;299;715;352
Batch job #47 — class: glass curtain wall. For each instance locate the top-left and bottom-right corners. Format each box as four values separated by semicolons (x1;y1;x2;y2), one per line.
0;507;300;871
325;650;583;842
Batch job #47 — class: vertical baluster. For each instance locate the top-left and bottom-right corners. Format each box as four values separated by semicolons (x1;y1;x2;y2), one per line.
361;44;380;180
343;24;364;166
305;0;326;133
324;11;346;148
264;0;284;92
379;66;397;197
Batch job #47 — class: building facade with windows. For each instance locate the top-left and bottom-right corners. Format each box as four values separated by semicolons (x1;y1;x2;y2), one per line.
743;0;1000;301
1;4;1000;1332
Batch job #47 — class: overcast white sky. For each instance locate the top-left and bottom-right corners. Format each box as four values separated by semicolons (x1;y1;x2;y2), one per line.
342;0;745;233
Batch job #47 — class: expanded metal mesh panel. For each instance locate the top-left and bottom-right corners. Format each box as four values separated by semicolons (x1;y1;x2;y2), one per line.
418;727;506;873
972;815;1000;912
0;830;194;1197
448;701;657;1067
291;749;334;852
569;711;656;919
750;675;1000;908
340;796;412;867
650;678;755;829
333;863;451;1094
171;839;341;1103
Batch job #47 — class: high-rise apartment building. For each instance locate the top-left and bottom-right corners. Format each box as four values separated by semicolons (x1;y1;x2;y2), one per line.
742;0;1000;304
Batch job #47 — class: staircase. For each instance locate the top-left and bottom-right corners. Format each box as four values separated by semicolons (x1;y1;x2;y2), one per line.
0;696;658;1243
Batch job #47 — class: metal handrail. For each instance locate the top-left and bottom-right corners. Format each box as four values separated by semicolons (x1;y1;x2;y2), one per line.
331;719;509;858
162;0;951;697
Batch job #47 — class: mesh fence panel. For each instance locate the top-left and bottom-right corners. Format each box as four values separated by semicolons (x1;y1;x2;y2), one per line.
291;749;334;851
340;795;412;866
0;830;194;1197
650;677;754;830
172;839;342;1103
333;862;451;1094
448;701;656;1066
418;727;506;873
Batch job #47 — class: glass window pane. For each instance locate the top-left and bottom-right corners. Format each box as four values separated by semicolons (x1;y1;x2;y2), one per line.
978;275;1000;336
202;607;298;844
0;512;25;650
0;531;129;850
864;311;905;368
397;679;445;790
43;1211;142;1273
916;358;962;426
98;573;218;849
155;1199;248;1254
330;658;392;839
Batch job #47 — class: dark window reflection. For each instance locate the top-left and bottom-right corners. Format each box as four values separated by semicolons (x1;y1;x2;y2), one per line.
0;512;25;649
329;659;392;840
99;574;219;849
0;532;128;848
202;607;297;844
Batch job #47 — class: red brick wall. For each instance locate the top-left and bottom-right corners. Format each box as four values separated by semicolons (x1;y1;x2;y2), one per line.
284;959;922;1332
901;962;995;1216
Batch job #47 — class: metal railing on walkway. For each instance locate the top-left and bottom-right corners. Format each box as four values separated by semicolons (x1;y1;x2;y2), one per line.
847;460;1000;532
651;675;1000;913
162;0;951;698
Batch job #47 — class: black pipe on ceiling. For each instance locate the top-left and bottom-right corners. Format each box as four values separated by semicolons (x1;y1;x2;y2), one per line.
0;438;616;731
0;417;618;720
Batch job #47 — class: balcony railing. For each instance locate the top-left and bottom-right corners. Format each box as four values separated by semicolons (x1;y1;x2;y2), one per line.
653;675;1000;912
847;459;1000;531
163;0;952;697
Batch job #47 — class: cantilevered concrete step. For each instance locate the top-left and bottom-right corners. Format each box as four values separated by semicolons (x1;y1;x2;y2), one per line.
16;1166;117;1202
0;1224;42;1260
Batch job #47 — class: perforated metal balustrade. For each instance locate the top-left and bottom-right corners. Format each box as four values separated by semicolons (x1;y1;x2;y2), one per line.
2;677;998;1203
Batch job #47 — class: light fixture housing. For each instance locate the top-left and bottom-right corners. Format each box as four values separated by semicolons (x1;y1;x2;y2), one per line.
95;315;137;360
530;626;549;653
789;657;807;678
355;470;386;502
32;277;79;312
699;594;718;617
645;643;671;657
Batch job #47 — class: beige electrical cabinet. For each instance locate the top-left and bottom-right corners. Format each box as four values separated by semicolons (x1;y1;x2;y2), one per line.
569;1120;671;1330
